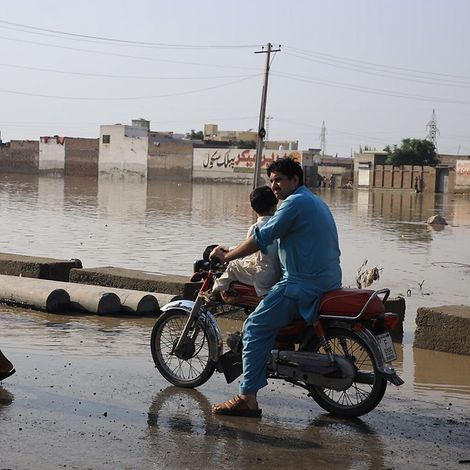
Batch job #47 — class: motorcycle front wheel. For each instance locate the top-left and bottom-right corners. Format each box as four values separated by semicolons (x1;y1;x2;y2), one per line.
150;309;216;388
306;327;387;418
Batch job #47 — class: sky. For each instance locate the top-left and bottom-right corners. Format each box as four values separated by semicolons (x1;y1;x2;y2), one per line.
1;0;470;157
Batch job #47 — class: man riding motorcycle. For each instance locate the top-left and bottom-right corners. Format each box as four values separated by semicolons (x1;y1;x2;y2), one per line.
210;157;342;417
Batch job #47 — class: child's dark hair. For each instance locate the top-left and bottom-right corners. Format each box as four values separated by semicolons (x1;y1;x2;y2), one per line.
266;157;304;185
250;186;278;215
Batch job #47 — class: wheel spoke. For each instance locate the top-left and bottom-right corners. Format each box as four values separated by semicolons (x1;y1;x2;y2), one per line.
151;310;215;386
307;329;387;415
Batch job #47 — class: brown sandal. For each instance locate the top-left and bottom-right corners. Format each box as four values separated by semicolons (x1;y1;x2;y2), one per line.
0;368;15;381
212;395;262;417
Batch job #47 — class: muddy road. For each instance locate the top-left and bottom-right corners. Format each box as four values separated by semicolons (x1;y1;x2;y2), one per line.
1;306;469;469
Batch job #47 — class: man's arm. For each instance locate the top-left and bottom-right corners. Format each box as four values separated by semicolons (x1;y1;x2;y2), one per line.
210;236;259;264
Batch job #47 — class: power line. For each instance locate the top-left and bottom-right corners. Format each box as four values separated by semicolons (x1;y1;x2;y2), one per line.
0;62;254;81
0;35;261;71
0;20;260;49
283;50;470;89
0;74;259;101
272;71;470;106
284;46;470;83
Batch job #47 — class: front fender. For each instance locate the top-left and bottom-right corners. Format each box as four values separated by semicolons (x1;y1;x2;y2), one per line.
160;300;223;362
161;299;196;314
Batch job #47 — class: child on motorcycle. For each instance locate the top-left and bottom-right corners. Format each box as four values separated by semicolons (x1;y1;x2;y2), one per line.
211;186;280;297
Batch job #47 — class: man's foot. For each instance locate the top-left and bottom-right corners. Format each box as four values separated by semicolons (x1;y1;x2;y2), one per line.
212;394;261;417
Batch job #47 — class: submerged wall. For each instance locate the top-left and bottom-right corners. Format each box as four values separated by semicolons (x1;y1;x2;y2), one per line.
148;139;193;181
64;138;99;177
0;140;39;174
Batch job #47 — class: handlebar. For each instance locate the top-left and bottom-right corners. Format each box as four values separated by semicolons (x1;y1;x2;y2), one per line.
192;257;226;275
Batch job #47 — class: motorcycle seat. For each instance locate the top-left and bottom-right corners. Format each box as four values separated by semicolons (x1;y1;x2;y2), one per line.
276;289;385;337
221;284;384;320
319;288;385;317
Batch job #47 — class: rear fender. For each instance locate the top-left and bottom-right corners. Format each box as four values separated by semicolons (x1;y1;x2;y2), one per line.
353;328;387;368
354;328;403;384
160;300;223;362
321;320;391;370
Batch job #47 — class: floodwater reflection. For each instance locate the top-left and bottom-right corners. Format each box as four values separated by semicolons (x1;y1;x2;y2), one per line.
147;387;385;469
0;386;14;411
413;347;470;403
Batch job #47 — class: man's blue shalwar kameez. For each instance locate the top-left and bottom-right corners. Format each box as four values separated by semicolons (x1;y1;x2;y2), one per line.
239;185;342;395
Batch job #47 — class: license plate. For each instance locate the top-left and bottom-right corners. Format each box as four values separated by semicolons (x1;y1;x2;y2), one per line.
376;332;397;362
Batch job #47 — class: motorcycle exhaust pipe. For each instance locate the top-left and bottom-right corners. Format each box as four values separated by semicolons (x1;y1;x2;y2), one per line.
268;350;356;391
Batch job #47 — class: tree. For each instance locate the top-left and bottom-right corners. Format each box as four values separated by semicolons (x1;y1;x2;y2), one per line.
234;139;256;149
386;138;439;167
185;129;204;140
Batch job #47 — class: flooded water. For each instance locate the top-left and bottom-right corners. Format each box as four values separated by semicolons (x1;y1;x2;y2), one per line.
0;173;469;407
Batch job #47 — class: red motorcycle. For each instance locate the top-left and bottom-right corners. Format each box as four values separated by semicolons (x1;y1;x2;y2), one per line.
150;246;403;417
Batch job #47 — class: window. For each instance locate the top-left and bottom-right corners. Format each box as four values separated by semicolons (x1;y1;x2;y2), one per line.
102;134;111;144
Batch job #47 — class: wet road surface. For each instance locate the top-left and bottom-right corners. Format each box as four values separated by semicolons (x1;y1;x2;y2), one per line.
1;306;469;470
1;176;470;468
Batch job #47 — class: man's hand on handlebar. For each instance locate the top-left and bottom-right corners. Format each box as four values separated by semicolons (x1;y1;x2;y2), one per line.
210;245;229;264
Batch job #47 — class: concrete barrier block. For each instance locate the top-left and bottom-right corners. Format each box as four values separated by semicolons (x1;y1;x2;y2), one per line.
0;253;82;281
414;305;470;356
69;266;194;296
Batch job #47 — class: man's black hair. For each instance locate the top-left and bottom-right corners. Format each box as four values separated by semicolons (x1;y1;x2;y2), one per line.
250;186;278;215
266;157;304;185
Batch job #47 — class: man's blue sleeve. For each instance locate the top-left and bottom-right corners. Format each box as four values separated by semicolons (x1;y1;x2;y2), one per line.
253;196;298;253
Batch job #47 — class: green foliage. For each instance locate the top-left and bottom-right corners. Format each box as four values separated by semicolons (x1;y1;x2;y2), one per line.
234;139;256;149
185;129;204;140
386;138;439;167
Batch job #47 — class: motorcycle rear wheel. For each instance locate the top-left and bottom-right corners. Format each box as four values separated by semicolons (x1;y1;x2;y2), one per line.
151;309;216;388
307;328;387;417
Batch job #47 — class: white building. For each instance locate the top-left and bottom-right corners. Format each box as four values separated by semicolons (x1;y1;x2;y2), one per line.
99;119;149;178
39;136;65;175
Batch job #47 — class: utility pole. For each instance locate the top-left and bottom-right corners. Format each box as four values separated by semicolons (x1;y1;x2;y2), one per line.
425;109;439;150
253;43;281;190
265;115;273;147
320;121;327;157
